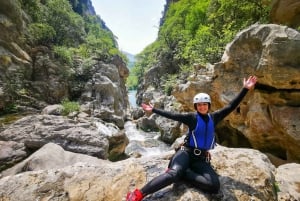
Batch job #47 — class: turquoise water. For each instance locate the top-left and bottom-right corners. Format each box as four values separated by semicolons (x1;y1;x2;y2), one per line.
128;90;137;108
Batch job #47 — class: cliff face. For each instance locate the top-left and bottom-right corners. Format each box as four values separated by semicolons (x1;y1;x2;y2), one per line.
70;0;96;16
138;1;300;165
0;0;129;127
142;24;300;166
0;0;30;109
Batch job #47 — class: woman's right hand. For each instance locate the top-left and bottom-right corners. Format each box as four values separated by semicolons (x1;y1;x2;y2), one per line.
141;103;153;112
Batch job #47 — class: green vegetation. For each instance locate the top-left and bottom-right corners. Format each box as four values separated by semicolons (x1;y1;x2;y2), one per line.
19;0;273;98
28;23;56;45
274;181;280;194
21;0;124;65
53;46;73;65
0;55;12;67
133;0;271;94
61;99;80;116
162;74;178;95
274;182;280;192
11;0;280;101
159;0;270;64
126;73;138;90
0;104;17;115
127;42;161;90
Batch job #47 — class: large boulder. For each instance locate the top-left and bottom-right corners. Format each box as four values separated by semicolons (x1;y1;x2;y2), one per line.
0;143;291;201
172;24;300;164
270;0;300;28
1;143;108;177
0;114;111;159
0;141;27;171
213;24;300;163
275;163;300;201
80;60;129;128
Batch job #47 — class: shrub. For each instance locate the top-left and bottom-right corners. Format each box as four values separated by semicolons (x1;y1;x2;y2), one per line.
53;46;73;65
162;74;178;95
28;23;56;45
61;99;80;116
0;55;12;67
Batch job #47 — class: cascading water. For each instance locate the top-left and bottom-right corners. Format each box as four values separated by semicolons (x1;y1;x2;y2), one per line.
124;121;171;157
128;90;137;108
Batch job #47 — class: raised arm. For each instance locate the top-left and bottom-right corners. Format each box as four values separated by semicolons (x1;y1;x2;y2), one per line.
212;75;257;124
141;103;195;125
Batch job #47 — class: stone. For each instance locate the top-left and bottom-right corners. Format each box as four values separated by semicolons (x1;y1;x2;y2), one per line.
275;163;300;201
0;141;27;171
0;144;281;201
0;115;110;159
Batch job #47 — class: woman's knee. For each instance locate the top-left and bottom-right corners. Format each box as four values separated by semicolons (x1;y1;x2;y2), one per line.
205;174;220;193
186;170;220;194
166;166;185;182
192;179;220;194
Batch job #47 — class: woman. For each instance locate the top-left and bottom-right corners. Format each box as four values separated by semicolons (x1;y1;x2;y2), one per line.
126;75;258;201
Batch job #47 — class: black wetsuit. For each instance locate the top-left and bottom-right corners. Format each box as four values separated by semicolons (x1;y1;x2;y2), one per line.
140;88;249;195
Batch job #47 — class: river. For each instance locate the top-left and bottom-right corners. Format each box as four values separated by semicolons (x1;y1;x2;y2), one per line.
124;121;171;157
128;90;137;108
126;90;171;157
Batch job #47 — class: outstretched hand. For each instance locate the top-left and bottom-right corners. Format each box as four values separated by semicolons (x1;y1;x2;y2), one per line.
243;75;257;90
141;103;154;112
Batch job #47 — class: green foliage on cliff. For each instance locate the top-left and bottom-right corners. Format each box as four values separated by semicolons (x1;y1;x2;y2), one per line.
28;23;56;45
159;0;270;64
0;0;23;29
126;42;161;90
21;0;123;62
133;0;271;93
53;46;73;65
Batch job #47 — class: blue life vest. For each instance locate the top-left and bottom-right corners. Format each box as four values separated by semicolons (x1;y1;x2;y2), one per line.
188;113;215;150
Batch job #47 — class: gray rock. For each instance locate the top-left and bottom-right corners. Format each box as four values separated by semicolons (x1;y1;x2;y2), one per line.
275;163;300;201
0;115;109;159
0;144;283;201
0;141;27;171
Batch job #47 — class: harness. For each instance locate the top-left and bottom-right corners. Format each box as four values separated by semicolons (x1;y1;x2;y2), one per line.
180;146;211;162
179;113;215;162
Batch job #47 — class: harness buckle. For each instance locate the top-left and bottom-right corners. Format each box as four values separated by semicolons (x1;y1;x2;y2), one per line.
193;148;201;156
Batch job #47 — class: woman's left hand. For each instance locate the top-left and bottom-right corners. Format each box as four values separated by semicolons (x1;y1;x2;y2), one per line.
243;75;257;89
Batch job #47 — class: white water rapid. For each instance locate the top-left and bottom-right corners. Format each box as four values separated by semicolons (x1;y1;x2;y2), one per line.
124;121;171;157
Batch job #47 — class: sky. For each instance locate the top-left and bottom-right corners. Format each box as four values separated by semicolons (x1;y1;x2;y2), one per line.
91;0;166;55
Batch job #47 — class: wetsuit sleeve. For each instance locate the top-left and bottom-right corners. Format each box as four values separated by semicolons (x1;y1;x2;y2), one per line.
152;108;196;127
212;88;249;125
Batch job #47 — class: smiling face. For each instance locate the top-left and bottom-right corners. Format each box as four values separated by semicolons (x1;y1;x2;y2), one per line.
195;102;209;114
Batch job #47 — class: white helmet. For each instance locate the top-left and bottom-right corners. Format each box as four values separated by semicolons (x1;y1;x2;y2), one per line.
193;93;211;104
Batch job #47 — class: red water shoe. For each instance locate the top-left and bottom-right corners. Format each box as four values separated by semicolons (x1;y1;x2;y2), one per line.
126;189;144;201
